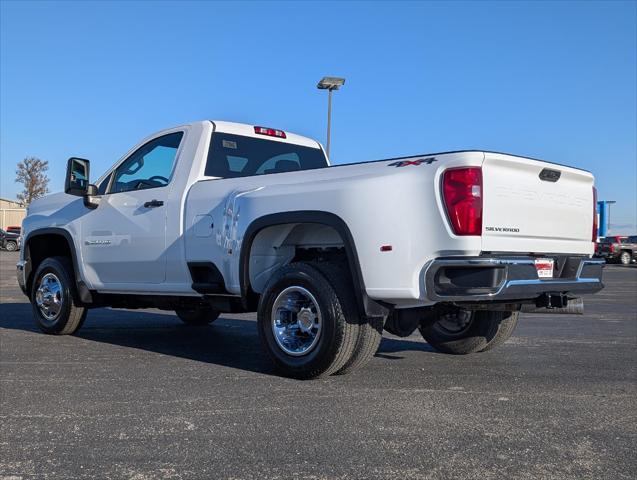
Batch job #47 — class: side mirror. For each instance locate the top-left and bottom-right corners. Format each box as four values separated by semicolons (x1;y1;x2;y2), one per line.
65;157;91;196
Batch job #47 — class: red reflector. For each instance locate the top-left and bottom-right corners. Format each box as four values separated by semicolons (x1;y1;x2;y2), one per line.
380;245;393;252
442;167;483;236
592;186;598;242
254;126;286;139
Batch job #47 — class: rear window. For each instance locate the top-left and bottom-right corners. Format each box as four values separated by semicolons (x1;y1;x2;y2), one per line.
205;133;327;178
623;236;637;243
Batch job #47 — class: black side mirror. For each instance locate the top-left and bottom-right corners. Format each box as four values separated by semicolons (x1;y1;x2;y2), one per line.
65;157;91;196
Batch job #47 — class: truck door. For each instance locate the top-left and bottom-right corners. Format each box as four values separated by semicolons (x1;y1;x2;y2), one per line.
81;131;184;286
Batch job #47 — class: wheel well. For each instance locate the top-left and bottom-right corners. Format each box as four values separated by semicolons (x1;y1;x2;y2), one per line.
25;233;73;293
247;223;347;294
239;211;390;318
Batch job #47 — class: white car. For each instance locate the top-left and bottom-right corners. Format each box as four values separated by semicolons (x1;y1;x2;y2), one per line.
17;121;604;378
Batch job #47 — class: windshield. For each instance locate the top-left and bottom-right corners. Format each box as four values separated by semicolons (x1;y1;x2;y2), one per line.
205;133;327;178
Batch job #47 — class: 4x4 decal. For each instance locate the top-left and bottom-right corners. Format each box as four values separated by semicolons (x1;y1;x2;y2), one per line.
388;157;437;167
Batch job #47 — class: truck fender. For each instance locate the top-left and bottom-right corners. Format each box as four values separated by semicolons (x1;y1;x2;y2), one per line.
22;227;93;304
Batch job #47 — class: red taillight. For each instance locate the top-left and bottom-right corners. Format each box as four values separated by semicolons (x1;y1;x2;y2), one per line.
254;126;286;139
442;167;483;236
592;186;598;242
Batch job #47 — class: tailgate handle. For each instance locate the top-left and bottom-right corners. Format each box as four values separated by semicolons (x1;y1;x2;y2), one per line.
539;168;561;182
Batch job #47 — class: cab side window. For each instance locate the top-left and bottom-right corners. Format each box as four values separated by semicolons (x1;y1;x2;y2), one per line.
110;132;183;194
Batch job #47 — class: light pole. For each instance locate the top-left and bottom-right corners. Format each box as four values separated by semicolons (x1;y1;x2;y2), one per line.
317;76;345;159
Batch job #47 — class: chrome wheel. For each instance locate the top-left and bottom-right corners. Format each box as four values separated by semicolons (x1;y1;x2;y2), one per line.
35;273;63;321
271;286;322;356
434;309;473;335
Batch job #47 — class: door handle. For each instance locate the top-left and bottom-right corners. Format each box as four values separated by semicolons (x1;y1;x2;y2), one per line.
144;199;164;208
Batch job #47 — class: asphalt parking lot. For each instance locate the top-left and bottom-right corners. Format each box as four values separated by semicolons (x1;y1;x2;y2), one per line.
1;250;635;480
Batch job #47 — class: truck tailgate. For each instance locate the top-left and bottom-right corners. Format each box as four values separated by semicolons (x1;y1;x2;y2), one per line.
481;153;594;255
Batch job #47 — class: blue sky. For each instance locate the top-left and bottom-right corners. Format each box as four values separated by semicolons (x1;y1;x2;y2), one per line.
1;0;636;233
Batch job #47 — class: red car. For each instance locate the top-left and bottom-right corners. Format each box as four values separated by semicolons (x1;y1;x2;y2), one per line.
5;226;21;235
597;236;636;264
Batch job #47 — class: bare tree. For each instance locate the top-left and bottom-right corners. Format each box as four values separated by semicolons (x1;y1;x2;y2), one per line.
15;156;50;205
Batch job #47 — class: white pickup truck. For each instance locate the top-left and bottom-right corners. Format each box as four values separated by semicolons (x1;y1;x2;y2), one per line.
17;120;604;378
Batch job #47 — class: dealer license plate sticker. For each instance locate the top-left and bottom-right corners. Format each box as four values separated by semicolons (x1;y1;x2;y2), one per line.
534;258;554;279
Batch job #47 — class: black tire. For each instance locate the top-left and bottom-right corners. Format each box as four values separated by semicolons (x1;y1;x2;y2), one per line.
419;309;519;354
31;256;87;335
311;262;383;375
620;251;632;265
479;311;519;352
4;240;17;251
257;262;358;379
175;306;220;326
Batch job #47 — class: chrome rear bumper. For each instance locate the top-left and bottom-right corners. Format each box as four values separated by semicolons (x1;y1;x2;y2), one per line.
424;256;604;303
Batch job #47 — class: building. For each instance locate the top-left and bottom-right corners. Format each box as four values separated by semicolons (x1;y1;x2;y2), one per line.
0;198;26;230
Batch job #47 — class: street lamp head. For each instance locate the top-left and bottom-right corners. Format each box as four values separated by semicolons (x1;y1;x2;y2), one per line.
317;76;346;90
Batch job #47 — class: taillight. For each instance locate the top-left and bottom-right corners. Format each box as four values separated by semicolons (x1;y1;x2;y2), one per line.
442;167;483;236
254;126;286;138
592;186;598;242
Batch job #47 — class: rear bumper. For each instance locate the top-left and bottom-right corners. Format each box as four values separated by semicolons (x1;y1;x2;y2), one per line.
424;256;604;303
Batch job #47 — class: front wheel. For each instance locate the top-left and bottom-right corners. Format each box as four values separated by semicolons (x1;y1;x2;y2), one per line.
419;309;519;354
257;262;358;379
4;240;17;251
31;256;87;335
